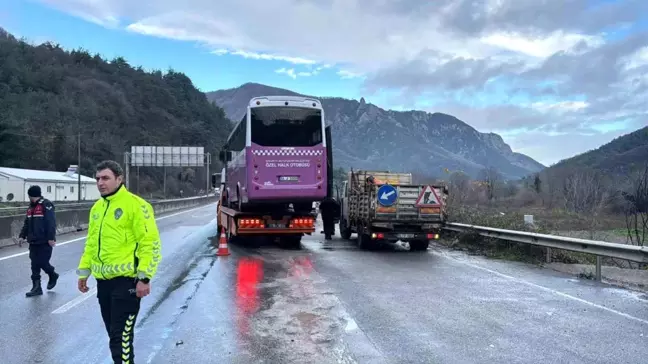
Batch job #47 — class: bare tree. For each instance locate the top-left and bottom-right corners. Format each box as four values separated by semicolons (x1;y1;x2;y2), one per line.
533;173;541;194
448;171;471;205
561;168;610;237
503;180;519;198
478;166;503;201
538;169;564;209
623;165;648;247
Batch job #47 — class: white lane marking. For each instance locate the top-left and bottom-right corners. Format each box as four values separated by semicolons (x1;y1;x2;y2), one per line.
51;287;98;314
0;203;216;262
434;251;648;326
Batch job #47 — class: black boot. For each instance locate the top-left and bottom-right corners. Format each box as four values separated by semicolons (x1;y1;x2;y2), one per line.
47;272;59;290
26;279;43;297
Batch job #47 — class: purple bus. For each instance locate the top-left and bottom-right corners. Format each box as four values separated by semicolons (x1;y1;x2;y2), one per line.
218;96;328;213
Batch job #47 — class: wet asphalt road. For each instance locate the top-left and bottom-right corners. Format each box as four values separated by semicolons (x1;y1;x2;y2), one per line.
1;207;647;364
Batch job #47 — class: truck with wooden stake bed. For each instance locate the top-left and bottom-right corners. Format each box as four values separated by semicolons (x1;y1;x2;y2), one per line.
211;95;336;249
337;170;448;251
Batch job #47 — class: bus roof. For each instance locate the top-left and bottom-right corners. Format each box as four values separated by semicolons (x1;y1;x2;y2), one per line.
249;95;322;108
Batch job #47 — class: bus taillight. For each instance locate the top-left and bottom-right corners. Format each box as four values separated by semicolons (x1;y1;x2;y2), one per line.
289;217;314;228
240;218;263;229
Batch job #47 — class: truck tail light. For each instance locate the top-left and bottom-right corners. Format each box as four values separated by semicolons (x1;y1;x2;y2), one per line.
289;218;314;228
240;218;263;228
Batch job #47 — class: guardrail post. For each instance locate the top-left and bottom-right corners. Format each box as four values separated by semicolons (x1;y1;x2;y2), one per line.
595;256;602;281
545;248;552;263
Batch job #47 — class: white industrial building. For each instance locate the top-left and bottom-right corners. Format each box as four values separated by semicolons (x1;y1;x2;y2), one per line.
0;166;100;202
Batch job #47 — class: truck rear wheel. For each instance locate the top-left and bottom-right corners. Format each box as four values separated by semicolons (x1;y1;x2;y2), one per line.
339;219;352;240
409;240;429;251
358;233;374;250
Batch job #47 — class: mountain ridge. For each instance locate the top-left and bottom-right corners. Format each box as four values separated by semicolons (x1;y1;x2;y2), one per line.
207;83;544;179
207;83;545;179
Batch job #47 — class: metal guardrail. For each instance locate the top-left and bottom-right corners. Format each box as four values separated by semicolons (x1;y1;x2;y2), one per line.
0;194;216;217
443;222;648;281
0;193;219;247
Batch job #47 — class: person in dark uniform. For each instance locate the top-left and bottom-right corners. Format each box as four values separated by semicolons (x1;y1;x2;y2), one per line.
319;197;337;240
18;185;59;297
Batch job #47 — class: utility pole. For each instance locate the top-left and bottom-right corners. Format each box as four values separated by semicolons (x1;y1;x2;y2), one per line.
205;153;210;194
77;133;82;201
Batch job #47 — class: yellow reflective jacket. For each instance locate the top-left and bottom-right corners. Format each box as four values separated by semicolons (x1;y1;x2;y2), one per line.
76;184;161;281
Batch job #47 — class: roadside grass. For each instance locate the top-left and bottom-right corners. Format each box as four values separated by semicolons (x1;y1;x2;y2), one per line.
442;204;639;269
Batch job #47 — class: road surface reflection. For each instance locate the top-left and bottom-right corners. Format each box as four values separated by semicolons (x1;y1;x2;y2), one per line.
235;257;263;338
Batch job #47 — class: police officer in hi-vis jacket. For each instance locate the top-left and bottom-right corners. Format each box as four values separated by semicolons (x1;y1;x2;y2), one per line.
76;160;162;364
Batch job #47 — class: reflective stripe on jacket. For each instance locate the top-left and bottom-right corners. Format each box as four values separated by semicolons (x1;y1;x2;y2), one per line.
76;184;161;281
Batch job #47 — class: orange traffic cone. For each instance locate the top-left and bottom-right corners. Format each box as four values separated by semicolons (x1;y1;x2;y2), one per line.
217;230;230;256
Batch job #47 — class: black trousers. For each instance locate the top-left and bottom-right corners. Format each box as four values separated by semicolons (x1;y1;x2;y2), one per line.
28;243;55;281
321;211;334;238
97;277;142;364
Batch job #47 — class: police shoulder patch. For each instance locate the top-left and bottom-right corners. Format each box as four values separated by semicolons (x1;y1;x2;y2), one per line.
114;207;123;220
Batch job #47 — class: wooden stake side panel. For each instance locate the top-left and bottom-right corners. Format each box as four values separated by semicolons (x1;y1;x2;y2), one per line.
347;184;447;222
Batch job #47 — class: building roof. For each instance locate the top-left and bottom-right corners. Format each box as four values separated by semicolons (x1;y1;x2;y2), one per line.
0;167;96;183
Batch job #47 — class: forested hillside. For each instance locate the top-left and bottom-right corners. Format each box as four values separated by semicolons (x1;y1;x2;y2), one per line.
547;126;648;176
0;28;231;197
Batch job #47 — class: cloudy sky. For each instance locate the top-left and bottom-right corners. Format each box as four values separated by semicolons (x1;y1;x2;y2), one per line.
4;0;647;166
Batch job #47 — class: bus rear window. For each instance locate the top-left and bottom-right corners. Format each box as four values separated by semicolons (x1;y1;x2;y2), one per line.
251;107;323;147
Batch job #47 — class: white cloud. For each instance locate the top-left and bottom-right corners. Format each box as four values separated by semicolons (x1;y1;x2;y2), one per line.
39;0;121;28
36;0;648;165
529;100;589;113
480;30;605;58
275;68;296;79
622;46;648;71
275;66;328;79
337;70;364;79
212;49;316;65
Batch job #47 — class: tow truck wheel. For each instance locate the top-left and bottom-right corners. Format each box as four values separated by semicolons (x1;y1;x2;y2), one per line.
409;240;429;251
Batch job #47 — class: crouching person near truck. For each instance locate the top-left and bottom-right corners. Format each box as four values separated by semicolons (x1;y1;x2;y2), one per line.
76;160;162;364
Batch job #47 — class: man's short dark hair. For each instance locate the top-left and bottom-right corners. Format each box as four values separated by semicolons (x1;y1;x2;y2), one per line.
96;160;124;177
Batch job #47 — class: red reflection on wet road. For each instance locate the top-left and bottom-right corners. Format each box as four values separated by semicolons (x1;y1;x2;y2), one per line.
288;255;313;278
235;257;263;337
288;255;314;297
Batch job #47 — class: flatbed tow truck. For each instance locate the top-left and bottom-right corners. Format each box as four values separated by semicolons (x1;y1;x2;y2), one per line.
216;203;316;249
212;125;335;249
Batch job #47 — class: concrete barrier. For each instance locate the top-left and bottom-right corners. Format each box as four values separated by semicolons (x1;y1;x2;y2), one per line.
0;194;218;248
